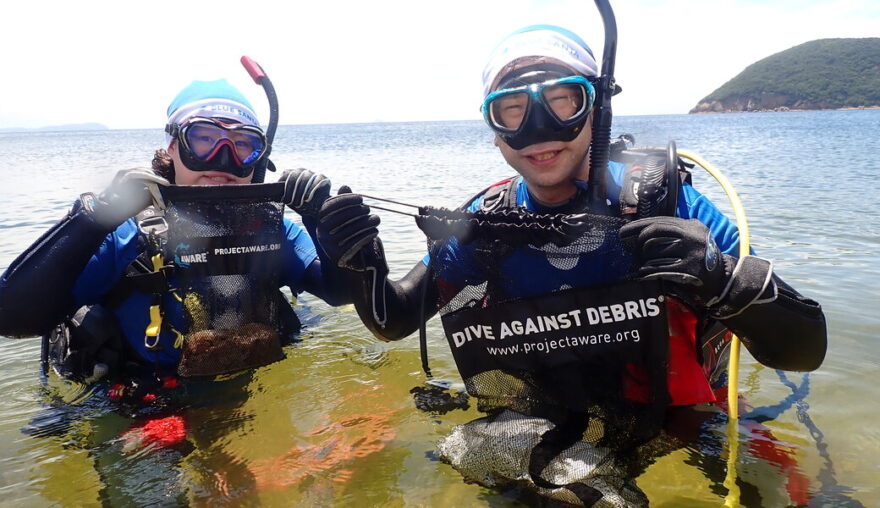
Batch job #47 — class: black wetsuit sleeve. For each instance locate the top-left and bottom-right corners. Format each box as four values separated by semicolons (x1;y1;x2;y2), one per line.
720;275;827;372
349;260;438;342
298;217;354;306
0;201;113;337
300;257;353;306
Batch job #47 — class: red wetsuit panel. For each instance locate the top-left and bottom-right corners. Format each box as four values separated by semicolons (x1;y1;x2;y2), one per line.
665;298;716;405
624;299;717;405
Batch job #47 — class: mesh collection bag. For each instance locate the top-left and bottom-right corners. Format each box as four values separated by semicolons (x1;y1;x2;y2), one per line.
160;184;286;377
421;207;671;506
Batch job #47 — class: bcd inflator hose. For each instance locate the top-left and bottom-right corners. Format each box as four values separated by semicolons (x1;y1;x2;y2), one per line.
677;149;749;507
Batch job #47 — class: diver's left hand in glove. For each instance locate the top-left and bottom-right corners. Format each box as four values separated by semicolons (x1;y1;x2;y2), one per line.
620;217;776;319
83;168;169;230
279;168;331;218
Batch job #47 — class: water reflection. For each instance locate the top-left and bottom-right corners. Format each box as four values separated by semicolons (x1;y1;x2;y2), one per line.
2;112;879;505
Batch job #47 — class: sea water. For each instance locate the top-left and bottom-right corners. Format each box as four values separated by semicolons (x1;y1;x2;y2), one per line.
0;110;877;506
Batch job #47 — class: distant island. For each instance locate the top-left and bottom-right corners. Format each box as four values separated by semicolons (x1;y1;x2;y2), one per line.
0;122;108;133
690;38;880;113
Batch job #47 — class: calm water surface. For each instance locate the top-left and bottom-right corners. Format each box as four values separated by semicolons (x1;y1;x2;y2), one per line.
0;110;878;506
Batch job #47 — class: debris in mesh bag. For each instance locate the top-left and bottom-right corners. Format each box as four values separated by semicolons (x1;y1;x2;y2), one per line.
177;322;283;377
437;409;649;507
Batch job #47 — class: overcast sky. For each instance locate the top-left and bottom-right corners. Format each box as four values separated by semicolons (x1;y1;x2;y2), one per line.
2;0;877;129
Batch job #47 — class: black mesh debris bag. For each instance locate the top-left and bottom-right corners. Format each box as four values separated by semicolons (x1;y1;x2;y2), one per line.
160;184;286;377
422;207;671;506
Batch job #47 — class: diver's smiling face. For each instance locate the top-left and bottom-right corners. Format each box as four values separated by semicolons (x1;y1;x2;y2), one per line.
168;140;253;185
495;112;592;204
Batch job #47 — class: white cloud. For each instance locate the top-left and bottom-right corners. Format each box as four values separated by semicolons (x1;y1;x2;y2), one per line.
1;0;876;129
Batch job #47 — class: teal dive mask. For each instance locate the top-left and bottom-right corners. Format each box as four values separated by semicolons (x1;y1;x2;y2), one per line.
482;72;596;150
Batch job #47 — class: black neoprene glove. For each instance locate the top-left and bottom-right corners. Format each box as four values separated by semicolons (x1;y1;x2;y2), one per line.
620;217;775;318
316;186;381;270
82;169;168;230
279;168;331;218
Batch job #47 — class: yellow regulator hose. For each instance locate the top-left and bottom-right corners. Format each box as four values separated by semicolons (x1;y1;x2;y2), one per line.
676;149;749;508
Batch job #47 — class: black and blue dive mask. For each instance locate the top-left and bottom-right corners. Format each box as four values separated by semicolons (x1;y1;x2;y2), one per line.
165;117;268;178
481;68;596;150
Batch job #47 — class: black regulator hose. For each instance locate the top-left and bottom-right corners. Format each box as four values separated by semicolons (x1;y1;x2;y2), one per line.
664;139;680;216
241;56;280;184
588;0;618;214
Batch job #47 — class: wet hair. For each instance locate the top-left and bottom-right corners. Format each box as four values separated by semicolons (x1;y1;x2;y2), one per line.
151;148;175;183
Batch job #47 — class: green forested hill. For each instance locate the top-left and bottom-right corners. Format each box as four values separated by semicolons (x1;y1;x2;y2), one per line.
690;38;880;113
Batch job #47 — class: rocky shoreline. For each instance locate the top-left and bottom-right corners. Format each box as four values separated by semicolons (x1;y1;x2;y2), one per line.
690;102;880;113
689;94;880;114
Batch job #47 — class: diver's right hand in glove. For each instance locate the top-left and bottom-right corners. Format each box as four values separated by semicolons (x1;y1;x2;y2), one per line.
280;168;331;218
316;186;381;269
81;169;169;230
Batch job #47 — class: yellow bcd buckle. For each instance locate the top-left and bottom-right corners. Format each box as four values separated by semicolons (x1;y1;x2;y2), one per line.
144;253;165;351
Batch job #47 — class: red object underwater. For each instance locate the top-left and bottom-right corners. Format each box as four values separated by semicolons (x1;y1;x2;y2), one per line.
122;415;187;452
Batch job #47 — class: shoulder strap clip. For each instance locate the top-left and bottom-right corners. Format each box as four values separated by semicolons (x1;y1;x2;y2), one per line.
478;178;518;213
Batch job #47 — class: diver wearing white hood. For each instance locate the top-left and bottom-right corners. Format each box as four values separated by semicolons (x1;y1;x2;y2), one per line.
312;20;826;507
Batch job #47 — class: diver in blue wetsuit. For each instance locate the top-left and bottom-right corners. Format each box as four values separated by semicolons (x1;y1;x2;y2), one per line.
312;24;827;506
316;25;825;375
0;78;347;386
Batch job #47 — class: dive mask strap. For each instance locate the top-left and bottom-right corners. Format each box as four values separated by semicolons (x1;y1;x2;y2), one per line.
164;123;180;139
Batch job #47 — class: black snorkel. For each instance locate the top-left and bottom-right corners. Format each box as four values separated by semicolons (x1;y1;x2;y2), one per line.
587;0;619;214
240;56;279;183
